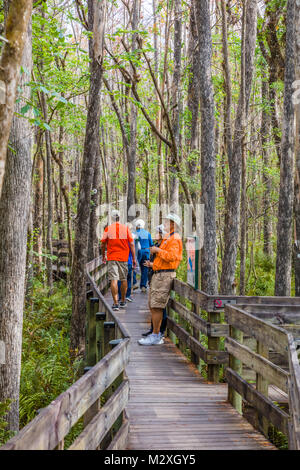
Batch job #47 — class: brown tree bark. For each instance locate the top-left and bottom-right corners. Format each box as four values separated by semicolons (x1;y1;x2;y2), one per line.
169;0;182;210
70;0;106;354
261;79;272;257
0;15;32;431
33;131;44;274
127;0;140;218
0;0;33;198
186;0;200;203
220;0;257;294
294;0;300;295
274;0;296;296
195;0;218;295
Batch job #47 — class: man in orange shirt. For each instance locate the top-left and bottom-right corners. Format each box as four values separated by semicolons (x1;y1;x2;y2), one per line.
139;213;182;345
101;210;137;311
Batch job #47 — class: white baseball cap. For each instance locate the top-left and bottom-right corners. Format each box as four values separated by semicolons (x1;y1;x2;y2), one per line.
135;219;145;229
164;213;181;227
111;209;120;220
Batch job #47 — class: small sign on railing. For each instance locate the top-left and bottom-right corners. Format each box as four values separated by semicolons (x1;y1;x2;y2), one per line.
214;299;237;309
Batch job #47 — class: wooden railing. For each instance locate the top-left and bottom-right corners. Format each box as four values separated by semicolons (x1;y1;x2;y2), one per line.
2;262;300;450
167;278;300;449
1;256;130;450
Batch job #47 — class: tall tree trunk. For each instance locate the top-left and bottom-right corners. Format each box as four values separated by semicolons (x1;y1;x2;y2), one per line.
33;132;44;274
275;0;296;296
127;0;139;218
88;151;101;261
186;0;200;203
169;0;182;211
294;0;300;295
0;0;33;198
195;0;218;295
0;16;32;431
220;0;257;294
70;0;106;354
261;79;272;257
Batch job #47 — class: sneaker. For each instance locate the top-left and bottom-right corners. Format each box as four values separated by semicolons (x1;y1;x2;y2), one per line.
142;329;153;337
126;296;133;302
138;333;163;346
158;332;164;344
141;286;146;293
119;301;126;309
133;284;138;290
112;304;119;311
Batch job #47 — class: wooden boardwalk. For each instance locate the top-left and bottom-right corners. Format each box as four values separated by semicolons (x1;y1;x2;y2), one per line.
112;290;276;450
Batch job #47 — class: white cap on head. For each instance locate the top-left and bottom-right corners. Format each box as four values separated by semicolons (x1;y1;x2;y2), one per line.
111;209;120;220
135;219;145;229
164;213;181;227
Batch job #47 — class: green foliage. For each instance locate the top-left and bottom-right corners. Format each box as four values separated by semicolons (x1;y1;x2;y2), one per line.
0;400;14;446
19;279;82;429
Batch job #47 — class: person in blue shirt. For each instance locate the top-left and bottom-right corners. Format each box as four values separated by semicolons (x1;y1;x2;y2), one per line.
118;243;134;302
134;219;153;292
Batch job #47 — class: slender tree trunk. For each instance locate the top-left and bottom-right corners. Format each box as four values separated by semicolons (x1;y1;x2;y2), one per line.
33;132;44;274
195;0;218;294
0;0;33;198
71;0;106;354
186;0;200;203
294;0;300;295
261;79;272;257
220;0;257;294
169;0;182;211
88;151;101;261
0;16;32;431
275;0;296;296
127;0;139;218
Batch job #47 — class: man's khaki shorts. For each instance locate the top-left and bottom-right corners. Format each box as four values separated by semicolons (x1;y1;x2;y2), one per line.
149;271;176;309
107;260;128;281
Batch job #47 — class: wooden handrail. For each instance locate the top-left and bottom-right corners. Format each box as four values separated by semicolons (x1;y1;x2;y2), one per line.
0;339;130;450
225;304;300;449
1;256;131;450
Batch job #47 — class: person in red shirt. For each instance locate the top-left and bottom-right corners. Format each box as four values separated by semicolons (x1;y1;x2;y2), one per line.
101;210;137;311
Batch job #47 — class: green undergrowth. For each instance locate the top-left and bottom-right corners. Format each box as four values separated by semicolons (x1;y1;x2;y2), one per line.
20;279;82;437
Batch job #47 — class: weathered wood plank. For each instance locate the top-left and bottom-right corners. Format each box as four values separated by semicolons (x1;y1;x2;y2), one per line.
69;380;129;450
226;367;289;435
287;334;300;449
172;279;208;307
168;298;209;335
225;305;288;354
225;337;289;393
167;317;228;364
107;411;129;450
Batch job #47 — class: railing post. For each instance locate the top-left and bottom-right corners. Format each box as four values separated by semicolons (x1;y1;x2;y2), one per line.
100;335;121;450
96;312;106;362
83;366;101;432
190;303;199;366
207;311;221;382
109;339;125;437
167;291;176;344
228;325;243;414
256;341;269;437
104;321;116;355
87;297;99;367
85;289;94;364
